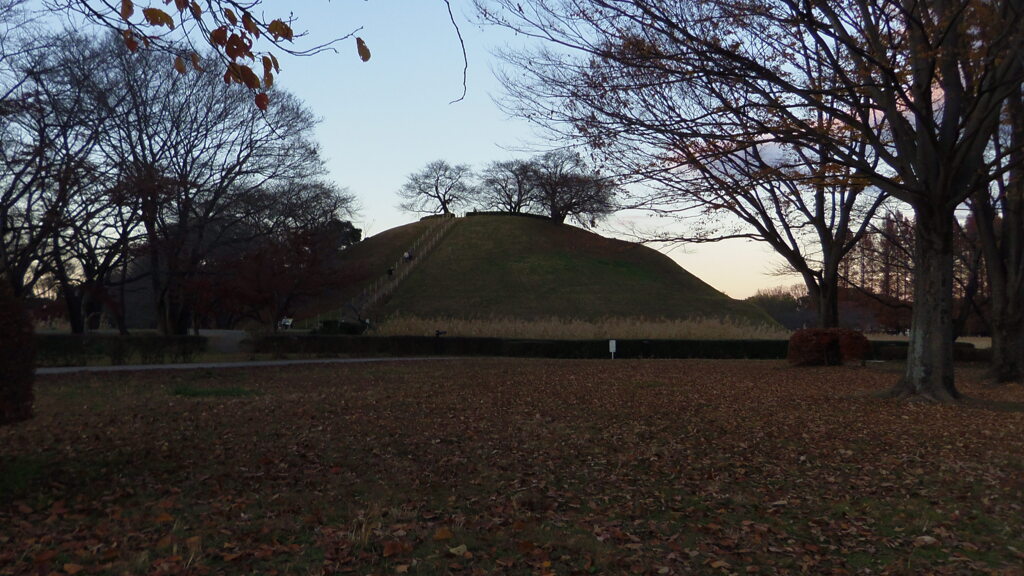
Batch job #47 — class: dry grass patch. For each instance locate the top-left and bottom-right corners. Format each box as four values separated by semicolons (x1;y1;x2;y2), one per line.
2;359;1023;575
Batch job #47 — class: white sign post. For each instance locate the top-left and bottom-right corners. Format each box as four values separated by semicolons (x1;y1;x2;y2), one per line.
609;339;617;359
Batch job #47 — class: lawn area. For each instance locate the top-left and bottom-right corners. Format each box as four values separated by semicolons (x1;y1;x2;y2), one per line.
2;359;1023;575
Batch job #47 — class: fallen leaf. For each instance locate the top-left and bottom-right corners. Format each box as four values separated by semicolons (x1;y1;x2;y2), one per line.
33;550;57;564
382;540;404;558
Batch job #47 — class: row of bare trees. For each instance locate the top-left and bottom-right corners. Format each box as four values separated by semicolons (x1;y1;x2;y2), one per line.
397;150;621;228
1;23;356;335
755;210;985;335
842;211;987;326
478;0;1024;399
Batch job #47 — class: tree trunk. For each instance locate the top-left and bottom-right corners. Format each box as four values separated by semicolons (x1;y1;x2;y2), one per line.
171;295;193;336
952;249;982;341
890;209;960;402
982;88;1024;383
989;298;1024;383
63;285;85;335
117;262;130;335
107;296;130;336
84;294;103;331
149;248;169;336
818;276;840;329
155;291;170;336
800;273;839;329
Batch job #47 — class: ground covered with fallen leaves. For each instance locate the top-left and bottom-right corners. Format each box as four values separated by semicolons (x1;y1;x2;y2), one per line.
2;359;1023;575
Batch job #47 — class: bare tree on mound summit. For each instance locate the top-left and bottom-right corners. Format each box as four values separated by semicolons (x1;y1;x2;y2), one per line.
480;0;1024;402
529;150;619;228
398;160;474;216
478;159;536;214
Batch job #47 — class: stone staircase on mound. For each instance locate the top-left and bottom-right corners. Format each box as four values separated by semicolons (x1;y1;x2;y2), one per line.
339;214;459;324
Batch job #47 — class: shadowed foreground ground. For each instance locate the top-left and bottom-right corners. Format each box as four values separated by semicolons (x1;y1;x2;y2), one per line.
2;359;1022;575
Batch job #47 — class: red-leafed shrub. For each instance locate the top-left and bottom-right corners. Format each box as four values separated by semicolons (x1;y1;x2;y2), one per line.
787;328;870;366
0;282;35;425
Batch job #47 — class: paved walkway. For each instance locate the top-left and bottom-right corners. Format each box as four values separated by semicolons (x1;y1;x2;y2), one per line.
36;357;458;375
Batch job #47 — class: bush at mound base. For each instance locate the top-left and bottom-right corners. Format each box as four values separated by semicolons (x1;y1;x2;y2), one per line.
787;328;870;366
0;282;35;425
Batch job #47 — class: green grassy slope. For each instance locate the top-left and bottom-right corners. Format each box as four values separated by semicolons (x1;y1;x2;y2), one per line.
378;215;775;325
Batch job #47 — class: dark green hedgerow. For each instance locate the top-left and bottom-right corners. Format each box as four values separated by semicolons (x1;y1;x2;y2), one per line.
249;335;789;359
250;334;991;363
34;335;207;367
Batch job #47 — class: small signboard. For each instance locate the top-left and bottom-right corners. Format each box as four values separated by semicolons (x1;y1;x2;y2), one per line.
609;339;617;359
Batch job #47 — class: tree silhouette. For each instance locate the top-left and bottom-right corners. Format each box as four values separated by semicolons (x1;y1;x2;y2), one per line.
528;150;618;227
478;159;536;214
398;160;474;216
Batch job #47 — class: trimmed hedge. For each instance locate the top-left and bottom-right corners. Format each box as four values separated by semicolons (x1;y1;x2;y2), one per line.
252;335;504;357
32;333;989;365
249;335;790;359
316;320;368;335
788;328;871;366
501;339;788;359
35;334;208;367
249;334;992;363
869;340;989;363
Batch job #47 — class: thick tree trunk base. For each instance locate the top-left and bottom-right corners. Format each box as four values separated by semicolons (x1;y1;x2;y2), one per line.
990;370;1023;386
990;322;1024;385
884;380;960;404
897;209;960;403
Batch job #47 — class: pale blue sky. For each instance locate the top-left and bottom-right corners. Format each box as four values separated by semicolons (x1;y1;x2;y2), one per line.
269;1;537;234
37;0;792;298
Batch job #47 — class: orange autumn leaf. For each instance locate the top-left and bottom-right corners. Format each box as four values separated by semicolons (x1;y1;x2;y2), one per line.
267;19;293;41
120;0;134;21
142;7;175;29
382;539;404;557
356;37;371;62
